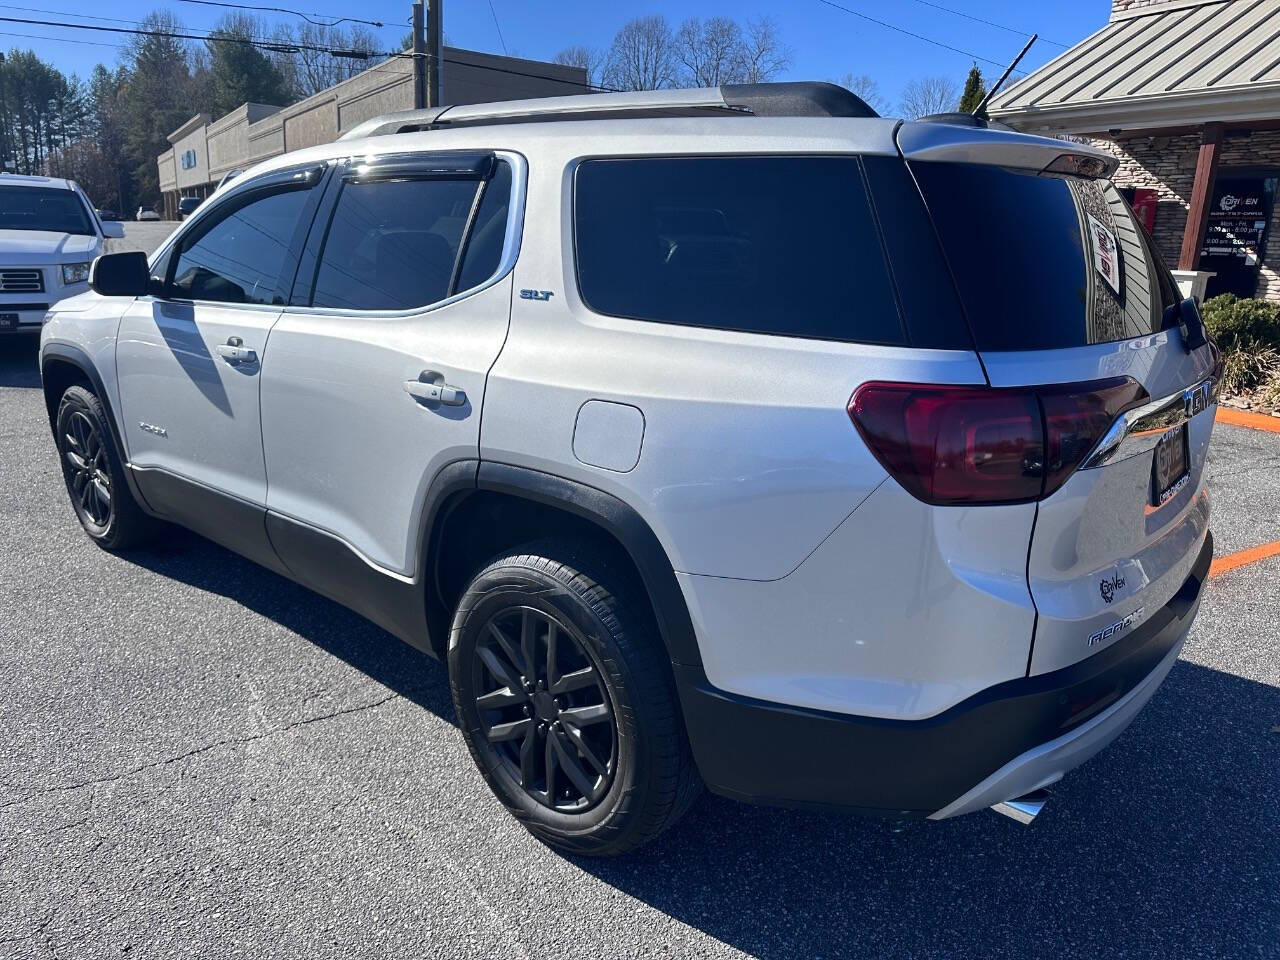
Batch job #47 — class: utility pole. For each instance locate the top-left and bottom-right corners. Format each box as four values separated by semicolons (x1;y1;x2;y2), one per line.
0;51;10;174
411;1;426;109
425;0;442;108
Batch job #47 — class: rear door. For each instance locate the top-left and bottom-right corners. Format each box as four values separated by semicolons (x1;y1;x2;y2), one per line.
906;146;1216;676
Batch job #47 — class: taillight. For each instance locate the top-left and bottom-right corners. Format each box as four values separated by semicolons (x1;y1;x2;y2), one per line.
848;378;1147;506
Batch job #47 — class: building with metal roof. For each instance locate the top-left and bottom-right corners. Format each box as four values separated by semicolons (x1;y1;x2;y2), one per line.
990;0;1280;302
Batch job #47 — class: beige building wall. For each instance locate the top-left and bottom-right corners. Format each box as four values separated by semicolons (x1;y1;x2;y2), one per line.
170;114;212;192
207;103;282;180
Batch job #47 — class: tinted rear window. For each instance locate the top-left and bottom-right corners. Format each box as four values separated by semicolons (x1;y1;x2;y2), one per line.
574;156;905;345
911;162;1181;351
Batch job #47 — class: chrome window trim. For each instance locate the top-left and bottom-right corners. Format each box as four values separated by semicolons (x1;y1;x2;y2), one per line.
278;149;526;320
1081;377;1216;469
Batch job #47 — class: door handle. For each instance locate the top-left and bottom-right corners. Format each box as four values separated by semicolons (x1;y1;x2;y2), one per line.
404;370;466;407
217;336;257;365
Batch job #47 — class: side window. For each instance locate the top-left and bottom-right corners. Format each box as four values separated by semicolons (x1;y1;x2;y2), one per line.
574;156;905;345
169;185;313;305
455;161;513;292
310;169;500;312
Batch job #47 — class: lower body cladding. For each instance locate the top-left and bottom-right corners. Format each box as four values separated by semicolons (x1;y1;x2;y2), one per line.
673;533;1212;819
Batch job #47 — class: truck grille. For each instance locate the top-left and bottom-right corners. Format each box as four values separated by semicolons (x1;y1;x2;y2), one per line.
0;269;45;293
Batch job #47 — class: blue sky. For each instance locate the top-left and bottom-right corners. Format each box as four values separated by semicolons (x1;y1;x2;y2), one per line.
1;0;1110;109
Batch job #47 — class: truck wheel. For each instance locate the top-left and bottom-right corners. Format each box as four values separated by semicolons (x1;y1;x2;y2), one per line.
449;541;701;856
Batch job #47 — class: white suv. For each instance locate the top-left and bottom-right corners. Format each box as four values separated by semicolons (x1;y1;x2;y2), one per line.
0;174;125;332
38;84;1218;855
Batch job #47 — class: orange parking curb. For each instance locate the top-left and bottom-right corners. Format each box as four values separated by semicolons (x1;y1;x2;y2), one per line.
1209;540;1280;579
1216;407;1280;433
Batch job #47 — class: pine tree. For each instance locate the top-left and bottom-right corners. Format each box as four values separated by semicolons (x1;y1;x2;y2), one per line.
205;14;293;116
958;63;987;116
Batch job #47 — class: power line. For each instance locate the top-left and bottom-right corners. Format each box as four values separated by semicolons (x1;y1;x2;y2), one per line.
0;27;123;48
484;0;506;56
0;14;371;55
902;0;1068;48
0;4;143;27
0;6;321;48
813;0;1021;72
173;0;383;30
0;12;613;92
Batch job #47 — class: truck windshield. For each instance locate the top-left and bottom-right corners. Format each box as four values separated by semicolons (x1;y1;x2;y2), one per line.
0;186;95;236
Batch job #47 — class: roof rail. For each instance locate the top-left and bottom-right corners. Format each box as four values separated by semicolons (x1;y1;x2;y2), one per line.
338;82;878;141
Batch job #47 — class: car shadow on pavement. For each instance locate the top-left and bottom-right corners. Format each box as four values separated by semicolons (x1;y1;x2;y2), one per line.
121;533;1278;959
0;332;42;389
122;530;459;718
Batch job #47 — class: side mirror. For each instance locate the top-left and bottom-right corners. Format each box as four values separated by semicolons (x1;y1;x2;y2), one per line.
90;251;151;297
100;221;125;239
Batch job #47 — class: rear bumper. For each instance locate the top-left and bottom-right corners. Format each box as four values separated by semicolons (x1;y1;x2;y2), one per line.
674;531;1212;817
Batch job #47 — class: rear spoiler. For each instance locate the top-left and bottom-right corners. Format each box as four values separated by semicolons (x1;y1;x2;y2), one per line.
896;121;1118;179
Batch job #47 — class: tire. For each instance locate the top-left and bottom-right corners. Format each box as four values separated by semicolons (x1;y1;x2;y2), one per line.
448;540;702;856
54;385;157;551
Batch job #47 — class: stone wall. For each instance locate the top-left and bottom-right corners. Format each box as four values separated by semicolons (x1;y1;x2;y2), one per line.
1092;130;1280;301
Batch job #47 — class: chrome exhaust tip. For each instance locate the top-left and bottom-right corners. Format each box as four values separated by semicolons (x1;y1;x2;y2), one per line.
990;789;1049;825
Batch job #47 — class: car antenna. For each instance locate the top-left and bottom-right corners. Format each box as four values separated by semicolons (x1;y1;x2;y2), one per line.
974;34;1037;118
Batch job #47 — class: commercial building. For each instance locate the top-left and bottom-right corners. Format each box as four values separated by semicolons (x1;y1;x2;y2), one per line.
989;0;1280;302
157;47;587;219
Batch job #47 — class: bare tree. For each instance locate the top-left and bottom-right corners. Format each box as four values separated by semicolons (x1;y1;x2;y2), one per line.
553;45;606;89
673;17;742;88
835;73;889;114
899;75;960;119
733;16;790;84
276;22;380;99
602;16;675;91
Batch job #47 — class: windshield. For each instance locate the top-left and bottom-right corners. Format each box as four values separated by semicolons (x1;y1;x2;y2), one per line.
0;186;95;236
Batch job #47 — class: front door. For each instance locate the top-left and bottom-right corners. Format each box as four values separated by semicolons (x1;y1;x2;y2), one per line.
116;166;327;526
260;152;518;581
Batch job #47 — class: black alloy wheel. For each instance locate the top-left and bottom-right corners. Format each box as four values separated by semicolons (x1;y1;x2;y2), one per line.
55;385;158;551
449;543;702;856
472;606;617;812
62;407;112;531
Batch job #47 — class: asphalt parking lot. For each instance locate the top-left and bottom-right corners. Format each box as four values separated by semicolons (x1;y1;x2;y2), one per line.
1;225;1278;959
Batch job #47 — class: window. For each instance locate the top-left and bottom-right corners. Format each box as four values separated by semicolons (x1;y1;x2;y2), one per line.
910;161;1182;350
574;156;904;345
455;162;512;292
310;163;510;312
0;186;94;236
169;185;312;305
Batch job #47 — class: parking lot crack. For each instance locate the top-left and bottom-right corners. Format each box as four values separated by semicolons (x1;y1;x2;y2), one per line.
0;689;425;812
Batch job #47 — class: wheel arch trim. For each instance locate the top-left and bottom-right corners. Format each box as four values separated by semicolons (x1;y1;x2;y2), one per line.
40;342;153;512
464;461;703;668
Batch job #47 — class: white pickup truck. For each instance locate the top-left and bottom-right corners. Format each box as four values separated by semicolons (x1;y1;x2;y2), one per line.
0;173;124;333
